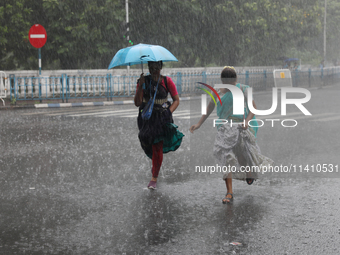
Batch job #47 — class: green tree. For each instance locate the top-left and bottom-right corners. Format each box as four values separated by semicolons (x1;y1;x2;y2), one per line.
0;0;33;70
0;0;325;69
325;0;340;64
41;0;126;69
211;0;322;66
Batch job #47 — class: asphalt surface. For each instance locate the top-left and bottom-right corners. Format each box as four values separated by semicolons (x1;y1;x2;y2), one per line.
1;85;340;254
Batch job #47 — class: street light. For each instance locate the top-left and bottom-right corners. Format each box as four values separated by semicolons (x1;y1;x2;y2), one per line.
126;0;130;75
324;0;327;63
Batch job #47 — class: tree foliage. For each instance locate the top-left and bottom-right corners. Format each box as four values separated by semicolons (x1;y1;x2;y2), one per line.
0;0;33;69
325;0;340;63
0;0;331;70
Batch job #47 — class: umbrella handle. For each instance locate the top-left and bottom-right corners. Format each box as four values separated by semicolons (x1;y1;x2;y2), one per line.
140;55;149;74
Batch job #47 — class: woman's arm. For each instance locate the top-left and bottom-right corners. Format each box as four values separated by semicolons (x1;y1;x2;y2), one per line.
169;94;180;113
243;100;256;129
189;100;215;133
134;73;144;107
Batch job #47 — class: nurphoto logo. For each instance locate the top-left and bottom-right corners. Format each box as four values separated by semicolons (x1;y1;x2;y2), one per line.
199;84;312;128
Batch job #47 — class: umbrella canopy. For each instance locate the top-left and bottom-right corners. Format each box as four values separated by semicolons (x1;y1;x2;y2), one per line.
108;43;178;70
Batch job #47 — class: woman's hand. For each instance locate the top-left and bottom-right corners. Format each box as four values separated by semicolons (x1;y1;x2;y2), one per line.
189;123;201;133
134;73;144;107
241;121;249;130
138;73;145;88
189;101;215;134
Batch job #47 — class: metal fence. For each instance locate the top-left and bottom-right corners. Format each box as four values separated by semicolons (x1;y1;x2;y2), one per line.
4;67;340;102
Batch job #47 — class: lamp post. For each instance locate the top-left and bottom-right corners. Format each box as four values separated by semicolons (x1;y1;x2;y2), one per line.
323;0;327;63
126;0;130;75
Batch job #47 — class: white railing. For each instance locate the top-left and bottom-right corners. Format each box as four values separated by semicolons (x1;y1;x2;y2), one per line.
5;66;283;78
5;66;340;100
0;71;8;105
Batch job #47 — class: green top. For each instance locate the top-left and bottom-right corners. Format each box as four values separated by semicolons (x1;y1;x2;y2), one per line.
216;83;258;137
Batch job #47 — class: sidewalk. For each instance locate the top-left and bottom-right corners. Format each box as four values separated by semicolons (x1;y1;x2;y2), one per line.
0;95;198;110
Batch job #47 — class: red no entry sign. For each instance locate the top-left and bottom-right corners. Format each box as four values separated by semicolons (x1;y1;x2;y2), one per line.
28;24;47;48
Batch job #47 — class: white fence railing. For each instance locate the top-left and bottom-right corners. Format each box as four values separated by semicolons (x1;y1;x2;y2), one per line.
3;66;340;101
0;71;8;105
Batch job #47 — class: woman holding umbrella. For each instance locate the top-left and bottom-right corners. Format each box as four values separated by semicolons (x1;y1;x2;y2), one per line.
134;61;184;189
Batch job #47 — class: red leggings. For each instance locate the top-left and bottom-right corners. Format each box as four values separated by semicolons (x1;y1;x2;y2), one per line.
152;141;163;178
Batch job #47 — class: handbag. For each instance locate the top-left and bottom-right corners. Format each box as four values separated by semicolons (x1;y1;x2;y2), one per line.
141;76;161;120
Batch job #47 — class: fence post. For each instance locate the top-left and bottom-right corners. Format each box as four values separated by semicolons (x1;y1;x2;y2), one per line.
61;74;66;103
176;72;182;96
202;71;207;84
61;75;63;103
308;68;311;88
106;74;108;101
73;75;76;96
128;74;131;96
294;69;298;87
110;74;113;101
111;75;114;100
80;75;83;98
123;75;126;96
39;77;42;103
263;70;267;90
30;77;34;99
106;74;110;101
65;74;69;103
9;74;16;104
245;70;249;85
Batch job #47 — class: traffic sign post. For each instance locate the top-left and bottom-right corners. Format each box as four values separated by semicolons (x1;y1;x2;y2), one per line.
28;24;47;76
38;48;41;75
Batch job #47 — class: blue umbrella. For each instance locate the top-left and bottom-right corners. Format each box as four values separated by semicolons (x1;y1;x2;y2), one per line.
108;43;178;72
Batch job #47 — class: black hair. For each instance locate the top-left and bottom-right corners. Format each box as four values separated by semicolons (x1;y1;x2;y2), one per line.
148;61;163;69
221;66;237;83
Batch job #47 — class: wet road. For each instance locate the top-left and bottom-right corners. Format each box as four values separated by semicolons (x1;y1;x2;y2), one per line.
1;85;340;254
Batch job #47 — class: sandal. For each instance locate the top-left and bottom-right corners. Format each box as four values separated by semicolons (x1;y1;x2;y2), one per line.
246;178;255;185
147;181;157;189
222;193;233;204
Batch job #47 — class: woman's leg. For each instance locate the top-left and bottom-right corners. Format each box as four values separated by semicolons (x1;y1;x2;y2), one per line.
225;173;233;193
223;172;233;203
151;141;164;182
